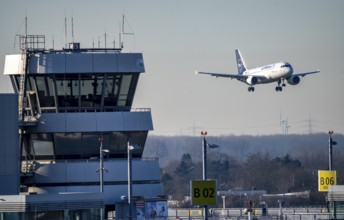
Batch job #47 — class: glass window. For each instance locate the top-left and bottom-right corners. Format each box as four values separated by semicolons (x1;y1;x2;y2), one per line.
35;75;56;108
108;131;146;157
56;74;79;108
118;74;132;106
54;133;82;158
30;133;54;159
27;76;35;91
32;140;54;155
18;72;139;113
108;132;128;153
24;131;147;160
80;74;103;110
81;133;106;158
103;74;121;107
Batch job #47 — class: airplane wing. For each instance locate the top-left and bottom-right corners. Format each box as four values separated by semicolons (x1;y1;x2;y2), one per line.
196;71;268;83
195;71;247;79
292;70;320;77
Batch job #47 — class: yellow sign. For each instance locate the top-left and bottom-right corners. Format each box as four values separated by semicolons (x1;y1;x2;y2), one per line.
318;170;336;192
191;180;217;205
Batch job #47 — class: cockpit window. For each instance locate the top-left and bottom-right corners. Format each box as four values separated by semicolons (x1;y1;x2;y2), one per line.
281;64;291;68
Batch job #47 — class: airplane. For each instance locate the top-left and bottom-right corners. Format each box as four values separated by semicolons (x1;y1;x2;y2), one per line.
196;49;319;92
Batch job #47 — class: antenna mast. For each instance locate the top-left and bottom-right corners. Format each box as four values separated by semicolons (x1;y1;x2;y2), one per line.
121;14;135;50
121;15;124;48
25;16;27;37
104;29;107;48
71;16;74;43
119;23;122;49
64;16;67;48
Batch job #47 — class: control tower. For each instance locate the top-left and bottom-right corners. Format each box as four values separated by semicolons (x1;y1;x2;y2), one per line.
0;35;163;218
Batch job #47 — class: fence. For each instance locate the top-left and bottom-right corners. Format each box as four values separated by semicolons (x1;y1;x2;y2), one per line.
165;208;332;220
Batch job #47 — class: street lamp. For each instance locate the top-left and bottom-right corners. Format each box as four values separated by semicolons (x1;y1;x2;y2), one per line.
222;195;226;216
201;131;219;181
201;131;219;220
128;142;140;220
96;137;109;220
328;130;337;171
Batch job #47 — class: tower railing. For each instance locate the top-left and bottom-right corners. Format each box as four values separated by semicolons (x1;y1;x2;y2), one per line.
19;35;45;51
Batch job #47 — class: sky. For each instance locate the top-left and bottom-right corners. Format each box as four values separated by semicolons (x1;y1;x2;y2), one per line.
0;0;343;136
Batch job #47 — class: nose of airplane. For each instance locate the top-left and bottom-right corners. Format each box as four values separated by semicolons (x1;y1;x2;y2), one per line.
287;63;294;74
289;66;294;74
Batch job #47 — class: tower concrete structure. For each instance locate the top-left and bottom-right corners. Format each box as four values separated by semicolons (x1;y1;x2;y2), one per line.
0;36;163;219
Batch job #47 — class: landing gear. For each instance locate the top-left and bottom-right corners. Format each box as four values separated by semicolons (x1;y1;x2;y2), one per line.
275;79;285;92
275;86;282;91
248;86;255;92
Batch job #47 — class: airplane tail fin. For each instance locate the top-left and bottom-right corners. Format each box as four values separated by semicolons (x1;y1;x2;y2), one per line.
235;49;247;75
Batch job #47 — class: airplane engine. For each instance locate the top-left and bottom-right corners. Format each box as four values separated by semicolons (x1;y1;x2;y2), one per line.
287;75;300;85
246;76;258;85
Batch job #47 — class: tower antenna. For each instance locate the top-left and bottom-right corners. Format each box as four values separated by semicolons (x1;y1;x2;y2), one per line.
119;22;122;49
104;29;107;48
64;15;67;48
122;14;125;35
121;14;135;50
71;13;74;43
25;16;27;37
121;14;124;48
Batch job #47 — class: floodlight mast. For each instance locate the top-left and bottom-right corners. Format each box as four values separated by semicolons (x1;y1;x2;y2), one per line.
97;137;109;220
127;142;139;220
201;131;208;181
200;131;219;220
128;141;133;220
201;131;208;220
328;130;337;171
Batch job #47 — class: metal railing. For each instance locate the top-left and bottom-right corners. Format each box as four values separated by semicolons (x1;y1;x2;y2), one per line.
56;106;151;113
165;208;332;220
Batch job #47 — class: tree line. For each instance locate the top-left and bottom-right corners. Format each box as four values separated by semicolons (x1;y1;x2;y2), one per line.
144;133;344;208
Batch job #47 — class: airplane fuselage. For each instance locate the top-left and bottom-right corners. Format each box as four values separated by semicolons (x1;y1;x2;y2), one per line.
242;62;294;84
196;49;319;92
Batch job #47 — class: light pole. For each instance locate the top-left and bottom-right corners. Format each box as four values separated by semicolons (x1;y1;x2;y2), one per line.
128;142;133;220
222;196;226;209
222;196;226;216
96;137;109;220
328;130;337;171
127;142;140;220
201;131;219;220
202;131;207;181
